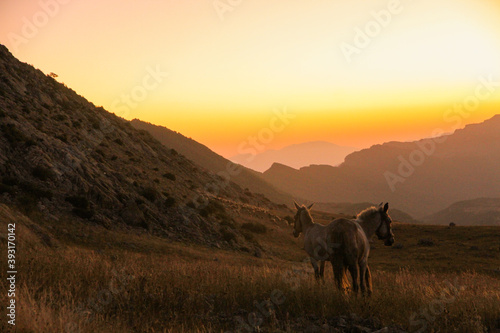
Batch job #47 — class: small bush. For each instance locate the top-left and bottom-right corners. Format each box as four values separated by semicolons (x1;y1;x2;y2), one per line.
140;187;158;202
65;195;89;209
20;182;53;199
72;207;94;219
241;230;255;241
32;166;55;181
220;227;236;243
55;134;68;143
163;173;176;181
2;176;19;186
199;199;227;219
52;114;67;121
283;215;294;225
114;138;124;146
1;123;27;146
0;183;15;195
241;222;267;234
165;197;176;208
220;218;235;229
170;149;178;156
418;239;435;246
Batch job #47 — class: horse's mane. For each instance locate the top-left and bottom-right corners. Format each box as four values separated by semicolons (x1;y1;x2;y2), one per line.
356;206;379;222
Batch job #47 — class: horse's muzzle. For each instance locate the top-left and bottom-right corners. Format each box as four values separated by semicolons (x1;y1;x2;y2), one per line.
384;236;395;246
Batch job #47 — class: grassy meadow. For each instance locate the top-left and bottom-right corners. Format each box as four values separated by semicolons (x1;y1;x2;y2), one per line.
1;206;499;332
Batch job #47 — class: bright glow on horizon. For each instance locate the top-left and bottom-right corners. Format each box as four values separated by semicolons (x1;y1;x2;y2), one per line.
1;0;500;157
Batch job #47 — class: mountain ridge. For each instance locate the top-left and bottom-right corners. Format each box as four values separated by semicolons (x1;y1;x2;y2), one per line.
231;140;357;172
263;115;500;221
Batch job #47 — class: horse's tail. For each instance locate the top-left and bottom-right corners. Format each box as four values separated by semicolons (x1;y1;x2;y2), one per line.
330;222;352;291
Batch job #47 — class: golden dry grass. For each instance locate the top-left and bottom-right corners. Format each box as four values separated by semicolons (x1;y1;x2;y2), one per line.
1;208;499;332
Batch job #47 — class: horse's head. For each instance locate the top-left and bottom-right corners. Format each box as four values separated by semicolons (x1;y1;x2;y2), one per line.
293;201;314;238
376;202;395;246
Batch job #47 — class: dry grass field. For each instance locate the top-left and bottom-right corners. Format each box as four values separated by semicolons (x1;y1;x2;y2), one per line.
1;205;499;333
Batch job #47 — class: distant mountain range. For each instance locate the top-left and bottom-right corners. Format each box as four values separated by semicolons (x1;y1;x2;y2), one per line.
230;141;357;172
423;198;500;226
130;119;293;206
263;115;500;222
313;202;420;224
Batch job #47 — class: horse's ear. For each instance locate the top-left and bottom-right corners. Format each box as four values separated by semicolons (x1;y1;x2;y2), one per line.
383;202;389;213
294;201;301;210
307;203;314;210
379;202;383;207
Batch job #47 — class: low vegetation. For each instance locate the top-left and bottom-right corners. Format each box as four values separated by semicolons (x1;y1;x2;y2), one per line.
241;222;267;234
1;206;498;333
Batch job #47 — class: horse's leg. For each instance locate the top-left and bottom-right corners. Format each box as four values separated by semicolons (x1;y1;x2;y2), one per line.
365;265;373;297
332;260;344;291
319;261;325;280
310;257;320;280
359;260;367;297
347;261;359;295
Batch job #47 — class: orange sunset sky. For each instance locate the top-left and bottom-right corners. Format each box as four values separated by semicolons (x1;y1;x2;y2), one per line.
1;0;500;157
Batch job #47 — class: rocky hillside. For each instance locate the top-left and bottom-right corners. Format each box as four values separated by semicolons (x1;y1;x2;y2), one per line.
0;44;279;249
130;119;292;206
263;115;500;219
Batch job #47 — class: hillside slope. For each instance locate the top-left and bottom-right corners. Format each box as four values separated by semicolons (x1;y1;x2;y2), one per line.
130;119;292;206
0;44;277;249
263;116;500;220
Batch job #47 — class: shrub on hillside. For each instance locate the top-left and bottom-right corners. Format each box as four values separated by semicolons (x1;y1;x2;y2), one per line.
163;173;176;181
140;187;159;202
241;222;267;234
32;166;55;181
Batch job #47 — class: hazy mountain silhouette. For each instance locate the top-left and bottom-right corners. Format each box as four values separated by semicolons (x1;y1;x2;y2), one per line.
230;141;357;172
130;119;292;205
422;197;500;226
263;115;500;220
313;202;420;224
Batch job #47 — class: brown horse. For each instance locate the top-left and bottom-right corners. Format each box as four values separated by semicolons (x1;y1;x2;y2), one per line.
292;202;341;281
330;203;394;296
